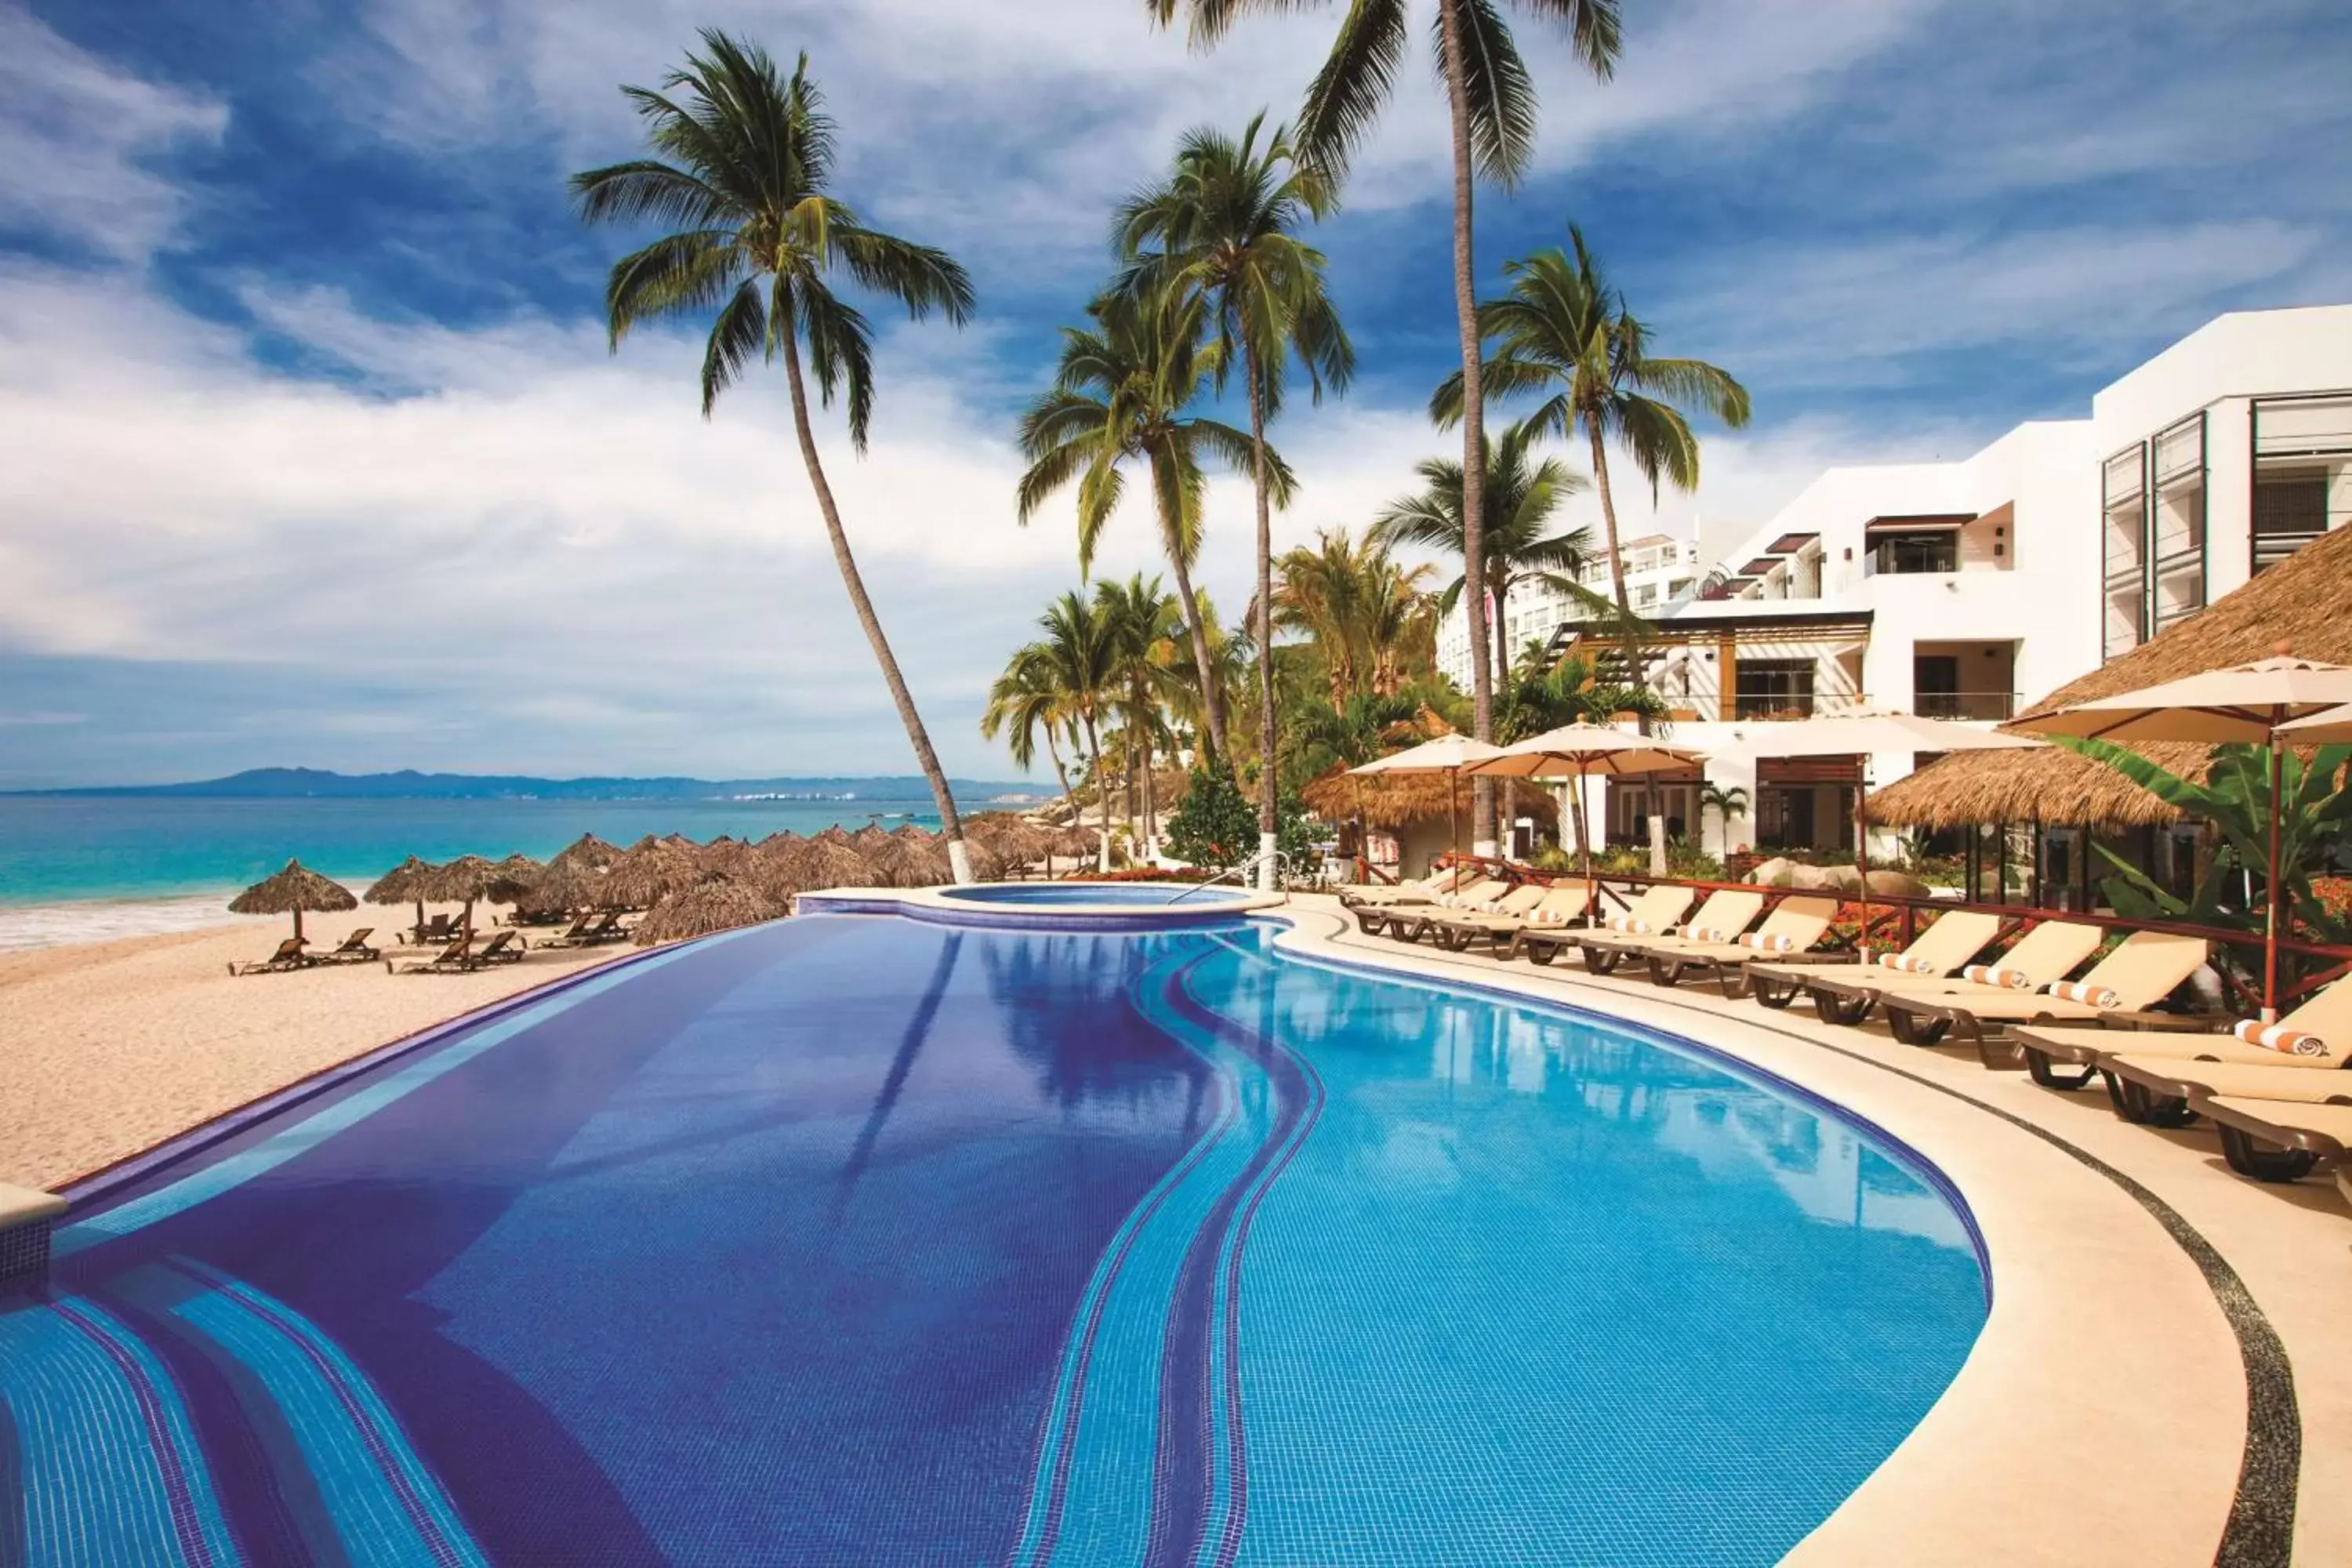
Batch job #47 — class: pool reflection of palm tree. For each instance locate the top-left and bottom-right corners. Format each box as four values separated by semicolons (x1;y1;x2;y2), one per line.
835;931;964;1206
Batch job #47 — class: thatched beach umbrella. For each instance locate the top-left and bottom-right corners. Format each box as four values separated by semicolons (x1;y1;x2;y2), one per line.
485;851;544;906
422;854;500;938
966;813;1054;875
781;837;878;892
599;838;701;909
549;833;620;873
365;855;440;933
230;859;357;944
699;836;755;876
518;858;602;917
633;876;787;946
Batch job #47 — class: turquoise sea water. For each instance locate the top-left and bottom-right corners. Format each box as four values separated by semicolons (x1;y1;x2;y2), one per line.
0;794;950;906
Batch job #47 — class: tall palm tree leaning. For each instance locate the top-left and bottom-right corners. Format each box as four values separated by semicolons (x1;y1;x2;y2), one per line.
1371;419;1594;680
571;34;982;882
1149;0;1622;855
1015;285;1294;763
1434;225;1750;728
1116;114;1353;889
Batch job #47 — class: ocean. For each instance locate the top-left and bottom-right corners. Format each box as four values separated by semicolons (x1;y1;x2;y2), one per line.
0;794;964;953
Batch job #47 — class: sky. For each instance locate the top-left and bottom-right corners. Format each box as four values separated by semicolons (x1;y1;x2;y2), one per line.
1;0;2347;788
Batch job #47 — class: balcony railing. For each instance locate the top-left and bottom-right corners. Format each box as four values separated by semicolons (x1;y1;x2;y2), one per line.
1914;690;2018;721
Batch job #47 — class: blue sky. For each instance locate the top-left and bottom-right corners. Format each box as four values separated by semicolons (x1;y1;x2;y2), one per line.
2;0;2347;786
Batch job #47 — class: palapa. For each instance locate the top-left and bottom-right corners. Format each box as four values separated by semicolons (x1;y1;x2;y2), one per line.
423;854;501;938
229;858;357;943
548;833;621;873
779;837;880;892
598;840;702;909
632;877;787;945
485;851;543;905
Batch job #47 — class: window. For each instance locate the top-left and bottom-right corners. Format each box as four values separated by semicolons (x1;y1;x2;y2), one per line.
2103;442;2149;657
2252;394;2352;575
1635;584;1658;608
2150;414;2205;630
1735;659;1815;720
1871;531;1958;575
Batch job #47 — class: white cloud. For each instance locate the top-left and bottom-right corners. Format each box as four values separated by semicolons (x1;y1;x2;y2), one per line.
0;5;227;260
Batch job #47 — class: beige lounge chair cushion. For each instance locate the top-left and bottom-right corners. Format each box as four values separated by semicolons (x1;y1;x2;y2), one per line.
2108;1056;2352;1102
2203;1097;2352;1149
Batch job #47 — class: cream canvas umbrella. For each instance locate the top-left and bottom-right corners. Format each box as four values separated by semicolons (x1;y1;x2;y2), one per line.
1348;735;1509;869
2013;652;2352;1017
1716;712;2044;960
1468;724;1708;913
2280;702;2352;742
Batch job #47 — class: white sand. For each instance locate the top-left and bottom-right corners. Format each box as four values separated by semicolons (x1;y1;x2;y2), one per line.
0;903;626;1191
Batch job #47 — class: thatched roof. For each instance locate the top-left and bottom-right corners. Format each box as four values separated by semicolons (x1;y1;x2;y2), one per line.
517;858;604;914
423;854;499;903
1300;766;1560;831
548;833;619;873
598;840;702;909
1870;526;2352;828
632;876;786;945
485;851;543;903
963;812;1054;862
230;859;358;915
364;855;437;906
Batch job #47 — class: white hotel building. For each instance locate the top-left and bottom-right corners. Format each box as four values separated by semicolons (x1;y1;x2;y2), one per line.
1433;304;2352;857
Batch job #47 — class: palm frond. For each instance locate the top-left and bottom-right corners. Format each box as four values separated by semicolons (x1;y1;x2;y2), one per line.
1446;0;1538;187
795;279;877;450
701;278;768;415
1297;0;1410;178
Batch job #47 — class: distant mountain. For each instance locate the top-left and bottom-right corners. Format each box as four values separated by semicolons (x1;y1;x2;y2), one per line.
15;767;1041;803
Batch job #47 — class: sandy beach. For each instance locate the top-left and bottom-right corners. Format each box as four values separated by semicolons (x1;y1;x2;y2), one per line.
0;903;626;1191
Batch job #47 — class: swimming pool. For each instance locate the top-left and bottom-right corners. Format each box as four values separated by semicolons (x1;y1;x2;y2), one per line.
942;882;1226;906
5;914;1986;1566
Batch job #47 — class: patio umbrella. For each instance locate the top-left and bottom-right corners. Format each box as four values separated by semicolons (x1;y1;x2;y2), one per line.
2279;702;2352;742
230;859;357;945
1715;712;2043;961
2013;652;2352;1018
1468;724;1708;914
1348;735;1509;870
423;854;500;939
364;855;439;935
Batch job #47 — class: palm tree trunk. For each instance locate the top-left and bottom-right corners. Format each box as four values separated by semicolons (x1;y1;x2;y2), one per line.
1045;728;1073;818
1166;550;1228;762
1438;0;1495;852
1244;338;1279;891
1584;415;1650;735
1083;711;1111;874
1492;575;1512;685
779;327;974;882
1140;728;1157;854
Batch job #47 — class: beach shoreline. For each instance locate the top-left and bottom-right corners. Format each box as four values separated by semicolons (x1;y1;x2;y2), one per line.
0;903;627;1191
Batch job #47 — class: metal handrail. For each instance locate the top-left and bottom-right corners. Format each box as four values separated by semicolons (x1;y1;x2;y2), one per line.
1165;845;1283;904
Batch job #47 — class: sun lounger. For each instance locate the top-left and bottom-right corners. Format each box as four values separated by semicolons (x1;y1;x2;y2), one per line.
1795;916;2092;1026
314;927;379;964
1518;884;1703;971
1881;931;2212;1065
1354;875;1501;935
228;936;312;976
2097;1044;2350;1125
401;914;459;946
390;931;517;974
2011;1023;2262;1090
2189;1095;2352;1184
1635;897;1843;991
1570;888;1762;967
1388;880;1534;944
1338;866;1472;908
1748;909;2002;1013
1420;884;1591;953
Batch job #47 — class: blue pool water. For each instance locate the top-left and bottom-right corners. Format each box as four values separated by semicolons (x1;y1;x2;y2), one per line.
4;915;1987;1566
942;883;1236;906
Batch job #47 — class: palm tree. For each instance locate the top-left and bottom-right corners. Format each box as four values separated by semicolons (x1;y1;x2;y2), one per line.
1433;226;1750;723
1289;691;1421;869
1264;528;1436;707
981;649;1080;818
572;34;982;880
1700;782;1750;845
1017;286;1292;762
1371;420;1596;679
1095;574;1185;848
1030;591;1121;871
1116;114;1353;887
1149;0;1623;851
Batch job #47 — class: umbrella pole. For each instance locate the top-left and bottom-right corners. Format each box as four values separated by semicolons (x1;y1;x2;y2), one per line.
293;906;304;946
2266;736;2283;1022
1450;771;1460;869
1581;763;1595;923
1855;778;1871;964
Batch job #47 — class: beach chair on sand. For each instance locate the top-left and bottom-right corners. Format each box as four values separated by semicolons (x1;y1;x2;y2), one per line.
1515;884;1698;970
1635;897;1842;992
1799;919;2103;1029
229;936;311;976
1747;909;2003;1014
1388;880;1534;944
2015;973;2352;1091
314;927;379;964
1880;931;2211;1065
1360;877;1506;938
2188;1095;2352;1185
1410;882;1568;952
1563;887;1744;975
401;914;458;946
392;931;515;974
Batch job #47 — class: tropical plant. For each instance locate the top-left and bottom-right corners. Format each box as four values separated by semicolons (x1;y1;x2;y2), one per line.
1116;113;1354;886
1149;0;1624;852
2063;738;2352;952
1016;285;1290;760
1017;591;1122;871
572;34;980;880
1434;226;1750;723
1263;528;1437;707
1700;782;1750;839
1164;763;1321;877
1095;574;1186;846
1371;420;1596;677
980;650;1080;815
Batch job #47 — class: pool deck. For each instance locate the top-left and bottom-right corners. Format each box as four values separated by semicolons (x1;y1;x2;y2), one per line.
1268;894;2348;1568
